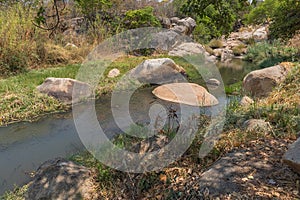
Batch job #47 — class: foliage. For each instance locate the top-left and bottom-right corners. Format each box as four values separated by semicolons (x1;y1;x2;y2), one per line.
1;184;28;200
269;0;300;40
74;0;112;21
181;0;250;42
245;0;280;24
244;40;298;68
246;0;300;40
122;6;161;30
0;2;40;75
208;39;223;49
232;44;247;56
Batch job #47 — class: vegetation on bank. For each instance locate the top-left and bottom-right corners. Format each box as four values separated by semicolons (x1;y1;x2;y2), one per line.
244;40;299;69
1;0;300;76
1;0;300;198
0;55;206;126
71;63;299;198
25;63;298;199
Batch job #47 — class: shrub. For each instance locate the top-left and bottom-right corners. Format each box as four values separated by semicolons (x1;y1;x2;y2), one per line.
232;44;247;56
122;6;161;30
244;40;298;68
0;3;41;75
208;39;224;49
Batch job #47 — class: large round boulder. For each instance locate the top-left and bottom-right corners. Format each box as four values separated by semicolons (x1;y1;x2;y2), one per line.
243;63;291;97
128;58;187;84
152;83;219;106
37;77;92;104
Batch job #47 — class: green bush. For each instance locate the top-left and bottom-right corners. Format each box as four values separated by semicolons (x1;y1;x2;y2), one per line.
122;6;161;30
245;0;280;25
269;0;300;40
246;0;300;40
208;39;223;49
181;0;251;41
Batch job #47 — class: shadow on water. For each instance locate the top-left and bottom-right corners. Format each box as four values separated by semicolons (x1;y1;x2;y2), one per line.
0;59;256;194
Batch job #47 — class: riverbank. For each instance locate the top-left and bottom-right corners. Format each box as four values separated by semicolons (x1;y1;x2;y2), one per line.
0;54;253;127
2;63;299;199
0;55;169;126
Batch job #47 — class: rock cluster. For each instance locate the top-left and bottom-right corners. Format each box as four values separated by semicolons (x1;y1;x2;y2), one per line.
204;25;268;62
160;17;197;36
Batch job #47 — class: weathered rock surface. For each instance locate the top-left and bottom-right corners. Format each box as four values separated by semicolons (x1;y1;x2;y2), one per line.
283;138;300;174
159;17;196;36
168;42;217;62
168;42;206;57
243;119;270;132
108;68;120;78
243;64;290;97
152;83;219;106
197;139;288;197
61;17;85;36
149;30;192;52
26;158;98;200
240;96;254;106
213;48;233;62
128;58;186;84
37;77;92;104
228;25;268;42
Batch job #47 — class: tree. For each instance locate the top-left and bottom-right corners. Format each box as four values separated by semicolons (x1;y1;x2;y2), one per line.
181;0;250;42
245;0;280;25
269;0;300;40
246;0;300;40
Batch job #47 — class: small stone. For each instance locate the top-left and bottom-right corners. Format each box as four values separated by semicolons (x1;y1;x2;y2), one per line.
243;119;270;132
65;43;78;49
268;179;276;185
107;68;120;78
240;96;254;106
206;78;221;90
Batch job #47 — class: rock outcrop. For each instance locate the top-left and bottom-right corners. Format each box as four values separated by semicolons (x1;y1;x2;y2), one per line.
168;42;217;62
37;77;92;104
160;17;196;36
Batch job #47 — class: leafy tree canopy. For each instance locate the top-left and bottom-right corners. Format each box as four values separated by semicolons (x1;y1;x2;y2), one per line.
181;0;250;42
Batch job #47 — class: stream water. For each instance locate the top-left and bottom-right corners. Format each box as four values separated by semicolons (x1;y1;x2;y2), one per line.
0;59;256;194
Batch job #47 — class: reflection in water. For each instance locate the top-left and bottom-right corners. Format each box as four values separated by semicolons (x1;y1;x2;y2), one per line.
217;58;256;85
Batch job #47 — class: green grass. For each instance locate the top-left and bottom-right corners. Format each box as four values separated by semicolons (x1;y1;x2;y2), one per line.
225;81;242;95
0;55;206;126
244;40;299;68
0;64;79;125
1;184;28;200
